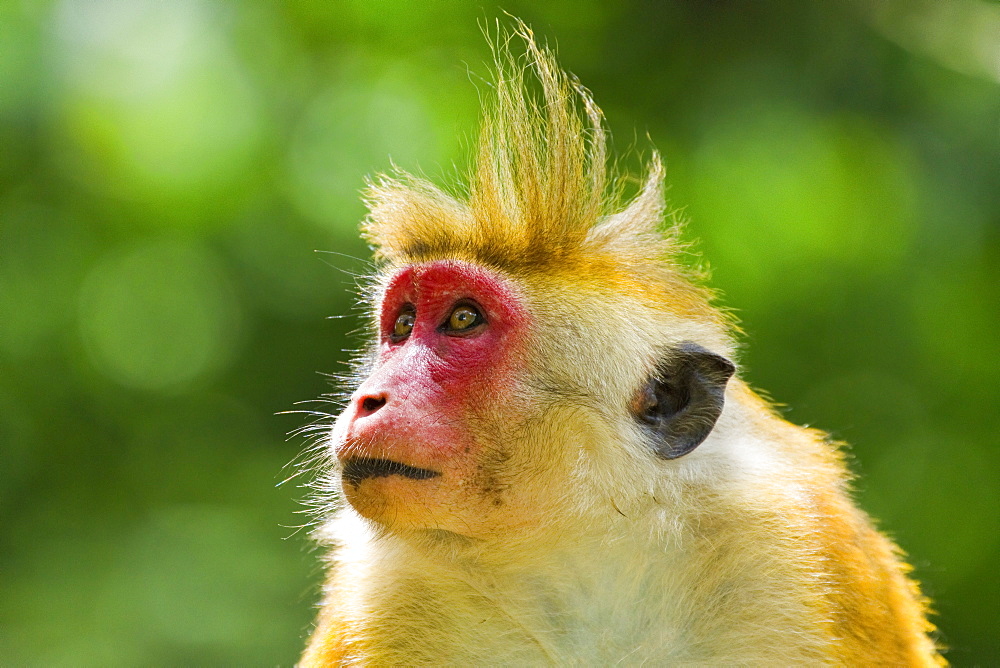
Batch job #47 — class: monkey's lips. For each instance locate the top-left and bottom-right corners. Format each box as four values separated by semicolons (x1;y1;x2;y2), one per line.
341;457;441;486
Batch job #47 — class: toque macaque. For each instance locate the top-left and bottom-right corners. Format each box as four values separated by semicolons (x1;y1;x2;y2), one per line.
300;23;943;667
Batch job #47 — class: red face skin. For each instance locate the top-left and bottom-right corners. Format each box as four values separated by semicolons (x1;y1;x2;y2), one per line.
331;260;532;534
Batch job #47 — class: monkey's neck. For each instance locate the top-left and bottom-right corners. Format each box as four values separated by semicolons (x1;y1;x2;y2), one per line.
319;505;830;665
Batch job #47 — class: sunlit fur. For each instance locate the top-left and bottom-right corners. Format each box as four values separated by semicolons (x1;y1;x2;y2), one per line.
301;24;943;666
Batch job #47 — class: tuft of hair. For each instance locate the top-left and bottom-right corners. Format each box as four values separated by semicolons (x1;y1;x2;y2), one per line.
361;22;717;322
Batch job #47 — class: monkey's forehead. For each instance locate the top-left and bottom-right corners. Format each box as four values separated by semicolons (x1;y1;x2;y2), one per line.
383;259;522;299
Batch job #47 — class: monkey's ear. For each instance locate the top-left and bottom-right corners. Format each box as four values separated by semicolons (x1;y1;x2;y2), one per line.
632;342;735;459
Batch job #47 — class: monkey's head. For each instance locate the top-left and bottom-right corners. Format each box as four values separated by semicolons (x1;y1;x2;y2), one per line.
326;28;736;544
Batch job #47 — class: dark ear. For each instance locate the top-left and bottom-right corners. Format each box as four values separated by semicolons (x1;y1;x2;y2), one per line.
631;342;735;459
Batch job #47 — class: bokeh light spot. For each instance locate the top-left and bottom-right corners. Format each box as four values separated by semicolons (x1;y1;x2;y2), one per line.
49;0;264;212
690;104;917;308
78;239;241;391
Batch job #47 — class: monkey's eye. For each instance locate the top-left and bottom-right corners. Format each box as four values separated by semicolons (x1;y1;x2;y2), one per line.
442;302;485;334
391;305;416;341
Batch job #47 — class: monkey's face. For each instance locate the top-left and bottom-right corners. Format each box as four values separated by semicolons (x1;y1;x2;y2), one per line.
330;258;735;537
331;259;540;536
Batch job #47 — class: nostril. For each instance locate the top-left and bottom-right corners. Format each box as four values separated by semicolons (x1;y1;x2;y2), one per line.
360;395;387;415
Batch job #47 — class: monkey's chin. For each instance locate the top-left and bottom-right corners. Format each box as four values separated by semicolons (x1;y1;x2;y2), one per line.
341;468;456;530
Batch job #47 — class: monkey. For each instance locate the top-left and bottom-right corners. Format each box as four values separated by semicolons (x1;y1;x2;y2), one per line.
299;25;944;666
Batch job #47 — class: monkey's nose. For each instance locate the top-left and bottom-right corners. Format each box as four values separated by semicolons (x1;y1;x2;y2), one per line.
356;393;388;417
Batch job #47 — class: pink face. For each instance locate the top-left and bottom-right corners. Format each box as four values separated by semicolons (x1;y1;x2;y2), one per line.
331;260;532;532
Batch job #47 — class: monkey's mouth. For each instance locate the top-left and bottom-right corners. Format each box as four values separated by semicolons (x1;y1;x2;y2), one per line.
341;457;440;486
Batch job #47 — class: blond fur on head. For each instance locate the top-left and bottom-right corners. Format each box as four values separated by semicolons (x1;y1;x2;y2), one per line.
361;23;716;319
365;21;608;265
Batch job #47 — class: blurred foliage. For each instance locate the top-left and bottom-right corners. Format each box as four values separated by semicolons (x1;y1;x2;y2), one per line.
1;0;998;664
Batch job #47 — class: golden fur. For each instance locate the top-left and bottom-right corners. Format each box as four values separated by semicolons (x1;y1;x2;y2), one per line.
302;23;943;666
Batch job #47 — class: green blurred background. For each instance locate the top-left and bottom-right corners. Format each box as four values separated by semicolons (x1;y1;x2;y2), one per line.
2;0;998;664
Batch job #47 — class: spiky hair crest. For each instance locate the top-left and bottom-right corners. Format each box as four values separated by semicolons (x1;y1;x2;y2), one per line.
362;23;720;321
